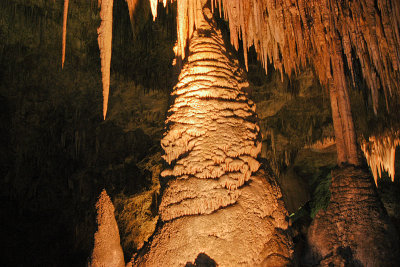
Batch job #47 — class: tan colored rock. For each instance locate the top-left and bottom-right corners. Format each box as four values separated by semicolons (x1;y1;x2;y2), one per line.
130;7;293;266
361;130;400;185
97;0;114;119
153;0;400;113
132;171;293;266
90;189;125;267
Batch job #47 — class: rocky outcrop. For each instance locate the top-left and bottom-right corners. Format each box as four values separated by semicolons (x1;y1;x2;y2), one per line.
307;166;400;266
130;7;293;266
97;0;114;119
90;189;125;267
134;170;293;266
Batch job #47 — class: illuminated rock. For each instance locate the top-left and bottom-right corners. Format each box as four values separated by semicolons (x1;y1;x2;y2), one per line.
61;0;69;69
130;7;293;266
97;0;114;119
151;0;400;114
361;131;400;185
307;166;399;266
90;189;125;267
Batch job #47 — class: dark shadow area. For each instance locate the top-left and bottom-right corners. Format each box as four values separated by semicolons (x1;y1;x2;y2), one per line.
185;253;217;267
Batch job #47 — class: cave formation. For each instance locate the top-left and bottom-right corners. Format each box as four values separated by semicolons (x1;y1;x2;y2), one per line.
1;0;400;266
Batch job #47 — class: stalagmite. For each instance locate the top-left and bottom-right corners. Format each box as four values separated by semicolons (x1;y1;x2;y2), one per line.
61;0;69;69
361;131;400;185
98;0;114;120
307;166;399;266
158;12;263;219
130;7;293;266
90;189;125;267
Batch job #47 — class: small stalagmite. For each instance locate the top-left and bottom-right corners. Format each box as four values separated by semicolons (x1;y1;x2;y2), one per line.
90;189;125;267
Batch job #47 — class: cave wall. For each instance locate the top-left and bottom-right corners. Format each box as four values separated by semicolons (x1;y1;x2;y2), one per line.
0;0;174;265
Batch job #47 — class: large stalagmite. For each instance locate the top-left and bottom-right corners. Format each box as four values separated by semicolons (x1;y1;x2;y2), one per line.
90;189;125;267
130;7;293;266
307;166;399;266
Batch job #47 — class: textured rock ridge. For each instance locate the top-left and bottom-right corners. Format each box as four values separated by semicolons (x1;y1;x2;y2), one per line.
131;7;293;266
90;189;125;267
133;170;293;266
307;166;400;266
159;7;262;222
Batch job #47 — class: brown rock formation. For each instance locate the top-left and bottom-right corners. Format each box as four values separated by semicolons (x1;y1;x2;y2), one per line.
90;189;125;267
307;166;400;266
130;7;293;266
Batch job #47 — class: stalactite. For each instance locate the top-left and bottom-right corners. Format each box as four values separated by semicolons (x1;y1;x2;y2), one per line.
61;0;69;69
210;0;400;113
361;131;400;185
147;1;400;165
90;189;125;267
98;0;114;120
150;0;158;20
126;0;139;33
151;0;400;113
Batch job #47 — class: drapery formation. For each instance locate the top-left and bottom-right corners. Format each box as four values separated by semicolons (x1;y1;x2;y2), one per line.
361;130;400;185
148;0;400;165
131;8;293;266
151;0;400;114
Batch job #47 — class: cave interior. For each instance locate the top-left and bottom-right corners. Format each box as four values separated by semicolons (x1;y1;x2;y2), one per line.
1;0;400;266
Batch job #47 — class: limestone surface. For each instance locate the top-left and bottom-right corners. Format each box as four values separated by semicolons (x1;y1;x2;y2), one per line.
131;8;293;266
